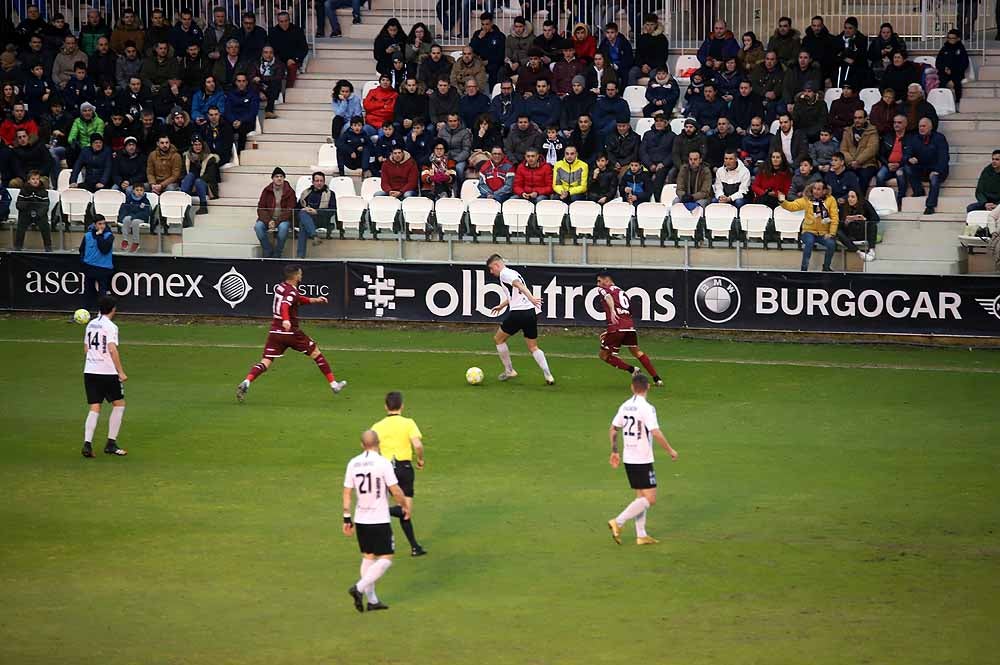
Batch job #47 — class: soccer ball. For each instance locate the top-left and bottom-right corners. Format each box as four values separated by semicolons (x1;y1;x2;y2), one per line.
465;367;484;385
73;308;91;325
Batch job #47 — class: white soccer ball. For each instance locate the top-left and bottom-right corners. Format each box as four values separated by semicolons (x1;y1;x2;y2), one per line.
465;366;484;385
73;308;91;325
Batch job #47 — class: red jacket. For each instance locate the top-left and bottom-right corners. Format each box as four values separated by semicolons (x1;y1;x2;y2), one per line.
751;170;792;198
362;86;398;129
0;119;39;145
257;181;297;223
513;162;553;196
380;153;418;193
574;34;597;62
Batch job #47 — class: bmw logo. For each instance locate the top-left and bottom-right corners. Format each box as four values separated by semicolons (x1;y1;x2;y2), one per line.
214;267;253;309
694;275;741;324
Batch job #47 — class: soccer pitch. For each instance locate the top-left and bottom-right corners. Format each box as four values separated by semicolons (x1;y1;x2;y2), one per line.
1;317;999;665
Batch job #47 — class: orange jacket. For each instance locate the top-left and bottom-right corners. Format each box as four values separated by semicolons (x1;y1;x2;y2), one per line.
362;86;398;129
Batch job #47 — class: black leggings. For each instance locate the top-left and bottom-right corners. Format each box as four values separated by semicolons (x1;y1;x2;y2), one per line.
838;219;877;252
939;71;964;103
331;116;346;140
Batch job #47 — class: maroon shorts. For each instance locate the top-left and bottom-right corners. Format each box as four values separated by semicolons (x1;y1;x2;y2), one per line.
263;330;316;358
600;330;638;354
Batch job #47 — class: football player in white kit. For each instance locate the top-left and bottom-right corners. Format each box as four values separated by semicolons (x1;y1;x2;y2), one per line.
343;429;410;612
486;254;555;385
81;296;128;458
607;374;678;545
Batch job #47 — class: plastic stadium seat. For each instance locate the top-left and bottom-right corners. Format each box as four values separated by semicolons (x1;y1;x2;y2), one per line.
158;191;192;230
927;88;956;116
330;176;356;198
434;198;466;235
535;200;567;237
47;189;60;218
92;189;126;224
310;143;338;172
501;198;534;235
361;80;379;100
360;177;383;202
635;202;668;243
602;200;634;240
658;183;676;204
450;50;463;60
56;169;72;191
738;204;772;244
867;186;898;216
966;210;992;230
623;85;646;116
859;87;881;113
490;83;500;99
4;188;17;223
773;207;804;242
674;54;700;83
670;118;685;135
58;188;92;224
402;196;433;235
913;55;936;66
467;198;501;237
294;175;311;200
770;119;780;134
634;117;654;136
460;179;480;204
823;87;842;109
704;202;738;245
669;203;702;241
568;200;601;237
369;195;401;233
336;195;367;236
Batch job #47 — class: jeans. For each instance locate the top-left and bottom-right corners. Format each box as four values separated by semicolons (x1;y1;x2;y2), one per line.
324;0;360;32
373;190;418;198
453;160;467;195
851;167;877;195
875;164;903;190
555;193;583;203
180;172;208;205
83;265;113;310
902;166;946;208
296;210;317;258
712;197;747;208
967;199;998;212
800;231;837;271
119;216;145;245
336;144;371;175
673;197;709;210
254;219;291;257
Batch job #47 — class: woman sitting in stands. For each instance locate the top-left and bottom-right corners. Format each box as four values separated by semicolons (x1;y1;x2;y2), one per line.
750;150;793;207
838;188;878;262
330;79;363;139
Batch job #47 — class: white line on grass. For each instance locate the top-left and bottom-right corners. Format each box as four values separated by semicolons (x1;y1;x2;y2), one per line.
3;338;999;375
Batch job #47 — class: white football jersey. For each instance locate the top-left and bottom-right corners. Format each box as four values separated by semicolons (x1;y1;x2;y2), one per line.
343;450;399;524
499;266;539;312
611;395;660;464
83;315;120;375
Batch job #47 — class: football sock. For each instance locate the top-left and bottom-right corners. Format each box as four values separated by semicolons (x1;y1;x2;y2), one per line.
313;353;334;382
360;559;378;603
400;518;418;548
108;405;125;440
638;354;659;379
357;558;392;594
635;510;648;538
531;349;551;375
604;355;635;372
616;497;650;526
246;362;267;382
389;505;403;519
496;343;514;373
84;411;99;444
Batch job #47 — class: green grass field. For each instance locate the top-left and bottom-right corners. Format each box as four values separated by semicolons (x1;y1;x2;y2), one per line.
1;316;999;665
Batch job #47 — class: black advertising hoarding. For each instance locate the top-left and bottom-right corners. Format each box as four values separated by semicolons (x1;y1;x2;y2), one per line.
3;252;1000;337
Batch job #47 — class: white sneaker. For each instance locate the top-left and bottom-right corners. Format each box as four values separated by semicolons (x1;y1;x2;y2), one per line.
236;380;249;403
865;249;876;261
331;380;347;394
544;374;555;385
498;370;519;381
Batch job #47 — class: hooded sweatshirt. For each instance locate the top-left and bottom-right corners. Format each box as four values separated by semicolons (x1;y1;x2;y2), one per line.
363;85;398;129
713;162;752;201
619;167;653;203
380;152;418;193
766;28;802;68
478;157;515;197
505;22;536;67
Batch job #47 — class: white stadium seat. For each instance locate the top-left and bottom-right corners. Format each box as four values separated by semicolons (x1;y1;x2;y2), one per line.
501;198;534;235
490;83;501;99
460;179;480;204
467;198;501;236
336;195;368;235
535;199;567;237
634;117;655;136
770;119;780;134
330;176;357;198
913;55;936;66
868;186;898;216
635;202;668;242
92;189;126;224
369;195;401;233
158;191;191;230
311;143;338;172
773;207;804;241
568;200;601;237
823;87;842;110
58;188;92;224
658;183;677;204
360;177;383;202
361;80;379;100
927;88;957;116
674;54;700;83
859;87;881;113
294;175;312;200
402;196;433;235
434;198;466;235
669;118;685;135
704;203;738;244
4;187;18;222
623;85;646;117
602;201;634;240
47;189;60;219
57;169;72;191
669;203;702;241
738;204;772;243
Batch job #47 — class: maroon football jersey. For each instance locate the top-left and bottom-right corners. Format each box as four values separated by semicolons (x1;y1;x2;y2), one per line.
270;282;302;332
598;285;636;333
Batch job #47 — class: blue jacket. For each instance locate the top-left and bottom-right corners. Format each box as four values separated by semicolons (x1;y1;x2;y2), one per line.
191;90;227;122
697;33;740;64
597;35;634;74
591;95;630;136
470;28;506;71
336;128;369;154
459;92;491;131
686;95;726;130
223;87;260;125
644;80;680;114
371;131;406;162
404;131;432;166
489;93;524;128
523;92;561;129
79;223;114;269
62;76;98;111
903;131;950;176
22;76;53;118
71;146;112;187
118;191;151;222
331;94;363;125
823;168;860;200
741;130;771;166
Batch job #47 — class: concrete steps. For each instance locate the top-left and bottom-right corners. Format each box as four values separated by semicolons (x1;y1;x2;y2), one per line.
900;196;971;214
865;258;964;274
260;116;333;135
174;241;260;258
866;220;967;274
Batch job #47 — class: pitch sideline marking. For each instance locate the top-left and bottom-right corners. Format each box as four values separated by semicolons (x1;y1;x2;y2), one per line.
3;338;999;375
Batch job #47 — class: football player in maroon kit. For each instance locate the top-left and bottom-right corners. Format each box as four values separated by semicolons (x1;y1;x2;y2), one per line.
596;270;663;386
236;264;347;402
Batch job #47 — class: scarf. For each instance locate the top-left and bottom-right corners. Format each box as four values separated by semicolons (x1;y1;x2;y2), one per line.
259;58;274;78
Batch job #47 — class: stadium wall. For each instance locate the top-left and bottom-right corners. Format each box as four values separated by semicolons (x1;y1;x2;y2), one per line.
3;252;1000;337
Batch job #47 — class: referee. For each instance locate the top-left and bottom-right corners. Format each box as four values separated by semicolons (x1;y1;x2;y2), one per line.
371;391;427;557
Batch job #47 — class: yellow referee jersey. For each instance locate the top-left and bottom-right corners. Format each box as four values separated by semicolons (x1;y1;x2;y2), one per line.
371;414;422;462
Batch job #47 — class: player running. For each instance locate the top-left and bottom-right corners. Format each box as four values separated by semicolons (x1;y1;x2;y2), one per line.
607;374;678;545
236;264;346;402
596;270;663;386
344;429;409;612
82;295;128;458
486;254;554;385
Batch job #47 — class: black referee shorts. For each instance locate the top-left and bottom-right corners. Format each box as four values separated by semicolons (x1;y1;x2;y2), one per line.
500;309;538;339
356;522;395;555
393;460;415;498
84;373;124;404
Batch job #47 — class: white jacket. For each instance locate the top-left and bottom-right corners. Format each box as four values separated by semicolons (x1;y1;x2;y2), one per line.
713;162;751;201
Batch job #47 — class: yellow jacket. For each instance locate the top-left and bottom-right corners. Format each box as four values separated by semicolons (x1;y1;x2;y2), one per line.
552;158;589;196
780;194;839;236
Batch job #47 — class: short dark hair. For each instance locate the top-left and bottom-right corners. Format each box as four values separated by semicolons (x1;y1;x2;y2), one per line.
605;22;618;31
831;151;846;161
98;295;117;315
993;149;1000;157
385;391;403;411
485;253;504;266
596;269;613;280
778;16;792;24
73;60;87;70
312;171;325;179
283;264;302;279
480;11;493;21
631;373;650;391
